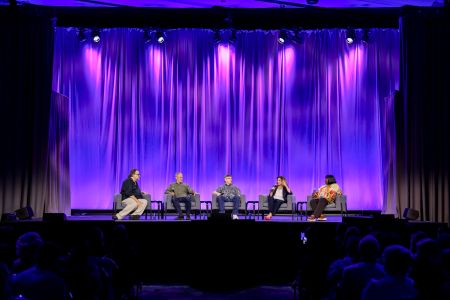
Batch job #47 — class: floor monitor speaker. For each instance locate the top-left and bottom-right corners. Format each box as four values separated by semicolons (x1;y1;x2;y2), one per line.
15;206;34;220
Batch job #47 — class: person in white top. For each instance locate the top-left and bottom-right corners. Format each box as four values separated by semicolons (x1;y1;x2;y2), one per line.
264;176;292;221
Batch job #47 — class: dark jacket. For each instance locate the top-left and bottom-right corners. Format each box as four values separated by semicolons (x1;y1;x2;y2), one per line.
268;185;292;202
120;178;143;200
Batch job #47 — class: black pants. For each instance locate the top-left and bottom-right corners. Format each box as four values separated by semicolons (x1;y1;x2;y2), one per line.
310;198;328;217
267;196;284;215
172;196;192;216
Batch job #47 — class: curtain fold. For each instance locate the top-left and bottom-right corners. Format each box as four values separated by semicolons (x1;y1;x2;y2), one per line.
52;28;399;211
398;13;450;223
0;11;55;218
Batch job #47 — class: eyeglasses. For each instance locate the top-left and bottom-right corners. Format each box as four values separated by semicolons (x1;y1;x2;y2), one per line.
135;173;140;176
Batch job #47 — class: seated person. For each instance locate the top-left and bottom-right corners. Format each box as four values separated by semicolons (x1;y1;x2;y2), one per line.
113;169;148;220
264;176;292;220
307;174;342;222
213;174;241;220
165;172;196;220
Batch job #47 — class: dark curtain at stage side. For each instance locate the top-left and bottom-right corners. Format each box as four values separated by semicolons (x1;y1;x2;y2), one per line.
398;12;450;223
52;28;399;210
46;91;71;216
0;11;55;217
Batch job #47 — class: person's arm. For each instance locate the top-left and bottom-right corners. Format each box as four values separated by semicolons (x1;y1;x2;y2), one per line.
164;184;175;196
186;184;195;195
121;180;133;198
269;185;276;197
235;186;241;197
213;186;222;196
283;180;292;194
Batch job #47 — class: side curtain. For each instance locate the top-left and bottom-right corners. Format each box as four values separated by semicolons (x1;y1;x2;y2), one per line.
397;10;450;223
0;9;55;217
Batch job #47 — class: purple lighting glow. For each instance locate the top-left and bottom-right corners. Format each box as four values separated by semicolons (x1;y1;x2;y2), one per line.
52;28;399;210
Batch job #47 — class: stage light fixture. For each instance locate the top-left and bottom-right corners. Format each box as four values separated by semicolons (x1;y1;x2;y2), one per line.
156;31;165;44
92;29;100;43
278;30;287;44
346;28;355;44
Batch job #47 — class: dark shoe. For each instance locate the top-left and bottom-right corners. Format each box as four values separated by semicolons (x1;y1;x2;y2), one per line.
175;215;184;220
130;215;140;220
186;215;191;220
112;215;118;220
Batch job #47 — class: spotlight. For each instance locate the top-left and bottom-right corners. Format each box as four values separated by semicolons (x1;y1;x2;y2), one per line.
346;28;355;44
92;29;100;43
278;30;287;44
306;0;319;4
156;31;165;44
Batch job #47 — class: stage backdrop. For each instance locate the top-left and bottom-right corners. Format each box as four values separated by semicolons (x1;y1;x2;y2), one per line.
52;28;399;210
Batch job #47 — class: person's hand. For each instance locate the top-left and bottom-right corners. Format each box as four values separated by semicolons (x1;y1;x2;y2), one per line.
142;191;147;195
170;192;175;196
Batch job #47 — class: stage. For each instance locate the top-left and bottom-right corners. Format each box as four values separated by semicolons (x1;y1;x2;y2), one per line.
1;212;445;290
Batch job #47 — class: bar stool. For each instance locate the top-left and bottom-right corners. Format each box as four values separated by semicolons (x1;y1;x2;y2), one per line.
146;200;163;220
296;201;308;221
245;201;258;219
199;200;212;219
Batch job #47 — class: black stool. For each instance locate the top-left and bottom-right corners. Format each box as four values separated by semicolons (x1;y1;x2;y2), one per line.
146;200;163;220
245;201;258;219
296;201;308;221
199;200;212;219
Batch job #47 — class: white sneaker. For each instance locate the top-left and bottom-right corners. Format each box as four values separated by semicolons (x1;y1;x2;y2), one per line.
232;214;239;220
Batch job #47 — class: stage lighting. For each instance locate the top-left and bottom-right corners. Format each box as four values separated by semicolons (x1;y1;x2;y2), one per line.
346;28;355;44
92;29;100;43
306;0;319;4
278;30;287;44
156;31;165;44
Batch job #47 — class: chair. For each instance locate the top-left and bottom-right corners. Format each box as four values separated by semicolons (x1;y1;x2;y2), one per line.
306;194;348;216
258;195;296;220
211;193;246;214
113;193;154;219
163;194;200;219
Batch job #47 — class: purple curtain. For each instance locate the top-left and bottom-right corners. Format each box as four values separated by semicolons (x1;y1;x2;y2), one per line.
52;28;399;210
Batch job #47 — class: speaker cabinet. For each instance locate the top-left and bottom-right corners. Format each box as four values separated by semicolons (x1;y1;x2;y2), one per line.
403;208;419;220
43;213;67;222
15;206;34;220
1;213;17;222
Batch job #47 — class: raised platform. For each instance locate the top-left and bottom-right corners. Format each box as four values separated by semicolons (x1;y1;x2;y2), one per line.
1;213;446;290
